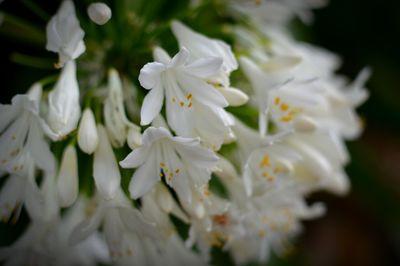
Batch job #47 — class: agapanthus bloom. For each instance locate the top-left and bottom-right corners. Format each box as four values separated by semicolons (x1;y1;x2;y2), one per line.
120;126;218;203
46;0;85;67
0;0;370;265
139;47;234;149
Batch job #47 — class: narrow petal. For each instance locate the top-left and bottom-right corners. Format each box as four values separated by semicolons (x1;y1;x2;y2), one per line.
140;84;164;126
93;125;121;200
57;145;79;207
175;142;218;168
169;47;189;68
119;146;150;169
129;149;159;199
28;119;56;173
185;57;223;79
153;47;172;64
141;126;171;145
69;204;105;245
139;62;165;90
216;86;249;107
177;73;228;107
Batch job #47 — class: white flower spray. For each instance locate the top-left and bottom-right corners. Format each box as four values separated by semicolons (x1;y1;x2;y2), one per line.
0;1;369;265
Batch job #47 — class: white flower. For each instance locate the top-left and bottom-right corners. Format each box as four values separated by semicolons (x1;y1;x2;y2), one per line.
0;83;56;175
139;47;234;149
93;125;121;200
120;126;218;203
78;108;99;154
56;197;110;266
0;172;44;223
69;190;159;264
104;69;141;148
87;2;112;25
229;0;327;26
171;20;249;107
171;20;238;76
239;56;293;136
47;61;81;140
57;145;79;207
46;0;85;67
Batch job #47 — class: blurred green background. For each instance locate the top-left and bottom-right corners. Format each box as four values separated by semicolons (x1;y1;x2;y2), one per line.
1;0;400;265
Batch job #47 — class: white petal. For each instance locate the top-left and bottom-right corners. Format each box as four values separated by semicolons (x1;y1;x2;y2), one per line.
93;125;121;200
47;60;81;138
27;119;56;173
261;55;302;72
119;207;158;239
153;47;172;64
141;126;171;145
119;146;150;168
169;47;189;68
46;0;85;66
139;62;165;90
293;116;317;133
140;84;164;126
175;140;218;168
171;20;238;72
69;204;105;245
185;57;223;79
216;86;249;107
57;145;79;207
128;151;159;199
78;108;99;154
177;73;228;107
154;184;173;213
127;127;142;149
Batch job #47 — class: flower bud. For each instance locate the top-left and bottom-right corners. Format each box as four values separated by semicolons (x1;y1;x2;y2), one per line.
216;86;249;107
78;108;99;154
87;2;111;25
127;127;142;149
57;145;78;207
293;116;317;133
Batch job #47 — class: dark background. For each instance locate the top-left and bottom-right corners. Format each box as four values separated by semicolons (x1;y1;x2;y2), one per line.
291;1;400;265
1;0;400;265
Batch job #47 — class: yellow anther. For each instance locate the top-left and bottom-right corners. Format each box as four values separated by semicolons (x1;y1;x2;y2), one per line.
175;169;180;174
179;101;184;107
260;154;270;167
160;162;166;168
274;97;281;105
280;116;292;123
280;103;289;112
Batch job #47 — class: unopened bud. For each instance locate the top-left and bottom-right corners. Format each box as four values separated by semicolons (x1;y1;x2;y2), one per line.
87;3;111;25
78;108;99;154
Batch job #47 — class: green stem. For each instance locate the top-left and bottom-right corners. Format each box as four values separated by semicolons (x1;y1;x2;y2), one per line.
21;0;50;21
10;53;54;69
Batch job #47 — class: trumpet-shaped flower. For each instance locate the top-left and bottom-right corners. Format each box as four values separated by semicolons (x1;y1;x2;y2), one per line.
139;47;234;149
104;69;141;148
46;0;85;67
0;83;55;175
47;61;81;140
120;126;218;203
171;21;249;107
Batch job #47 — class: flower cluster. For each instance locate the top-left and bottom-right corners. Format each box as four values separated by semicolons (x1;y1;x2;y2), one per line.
0;0;369;265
